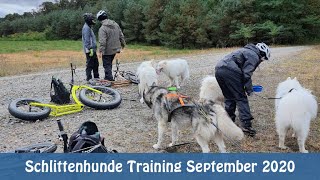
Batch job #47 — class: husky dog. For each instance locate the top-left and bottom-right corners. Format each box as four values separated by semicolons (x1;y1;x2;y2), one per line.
143;86;244;153
155;59;189;88
199;76;224;105
275;77;318;153
137;60;158;103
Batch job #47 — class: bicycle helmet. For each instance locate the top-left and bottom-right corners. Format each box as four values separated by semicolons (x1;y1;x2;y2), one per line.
97;10;108;21
256;42;270;60
83;13;95;26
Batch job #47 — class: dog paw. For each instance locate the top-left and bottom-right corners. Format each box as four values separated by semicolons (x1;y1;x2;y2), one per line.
279;145;288;150
153;144;160;149
168;143;175;147
140;98;144;104
301;149;309;153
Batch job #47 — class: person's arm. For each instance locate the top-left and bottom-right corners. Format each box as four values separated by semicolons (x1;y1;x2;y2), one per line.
118;24;126;49
242;52;261;95
98;27;107;55
83;26;92;53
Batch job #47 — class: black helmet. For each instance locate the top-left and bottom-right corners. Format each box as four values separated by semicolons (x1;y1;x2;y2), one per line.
97;10;108;21
83;13;95;26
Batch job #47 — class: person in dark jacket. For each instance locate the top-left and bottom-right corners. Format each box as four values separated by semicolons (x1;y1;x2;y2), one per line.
82;13;99;81
96;10;126;81
215;43;270;136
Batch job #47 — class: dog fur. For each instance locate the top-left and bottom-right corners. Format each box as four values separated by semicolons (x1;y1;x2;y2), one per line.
143;86;244;153
155;59;189;88
136;60;158;103
199;76;224;105
275;77;318;153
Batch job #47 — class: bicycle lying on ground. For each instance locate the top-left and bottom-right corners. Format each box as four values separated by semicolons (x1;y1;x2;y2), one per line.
8;63;122;121
88;58;139;88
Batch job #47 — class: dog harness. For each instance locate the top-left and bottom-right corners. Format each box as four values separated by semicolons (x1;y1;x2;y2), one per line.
164;93;195;122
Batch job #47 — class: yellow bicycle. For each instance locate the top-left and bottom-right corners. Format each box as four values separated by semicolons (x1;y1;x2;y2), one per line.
8;63;122;121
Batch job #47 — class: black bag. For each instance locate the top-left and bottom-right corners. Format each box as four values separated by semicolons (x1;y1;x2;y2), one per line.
68;121;117;153
50;77;70;104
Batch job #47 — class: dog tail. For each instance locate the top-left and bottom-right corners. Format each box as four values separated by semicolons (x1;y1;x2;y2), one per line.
213;104;244;141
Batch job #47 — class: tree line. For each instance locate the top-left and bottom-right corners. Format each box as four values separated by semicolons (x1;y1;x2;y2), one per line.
0;0;320;48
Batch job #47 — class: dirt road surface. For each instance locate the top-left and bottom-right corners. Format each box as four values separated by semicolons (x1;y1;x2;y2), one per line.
0;45;318;153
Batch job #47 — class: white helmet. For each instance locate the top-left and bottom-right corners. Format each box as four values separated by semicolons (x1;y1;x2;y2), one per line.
96;10;108;21
256;42;270;60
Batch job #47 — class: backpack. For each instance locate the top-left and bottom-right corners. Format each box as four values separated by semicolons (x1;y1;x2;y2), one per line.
68;121;117;153
50;77;70;104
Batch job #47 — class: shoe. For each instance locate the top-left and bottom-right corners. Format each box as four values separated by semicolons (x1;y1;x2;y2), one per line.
104;78;114;81
241;126;256;137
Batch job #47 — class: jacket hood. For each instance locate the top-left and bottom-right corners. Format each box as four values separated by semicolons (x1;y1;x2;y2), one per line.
244;44;261;57
101;19;117;28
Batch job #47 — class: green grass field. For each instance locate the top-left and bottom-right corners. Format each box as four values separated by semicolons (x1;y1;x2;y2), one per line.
0;40;82;53
0;40;232;77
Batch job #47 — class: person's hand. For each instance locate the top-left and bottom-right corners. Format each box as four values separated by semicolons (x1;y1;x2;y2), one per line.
89;49;94;57
247;91;254;96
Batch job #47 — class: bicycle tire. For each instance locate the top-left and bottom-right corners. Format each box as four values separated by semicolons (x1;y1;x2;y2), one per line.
8;98;51;121
7;142;57;153
79;86;122;110
123;71;139;84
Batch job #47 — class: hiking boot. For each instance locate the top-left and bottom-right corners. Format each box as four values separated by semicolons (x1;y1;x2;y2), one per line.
241;126;256;137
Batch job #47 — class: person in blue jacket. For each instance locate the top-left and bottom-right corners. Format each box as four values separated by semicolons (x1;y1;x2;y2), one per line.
215;43;270;137
82;13;99;81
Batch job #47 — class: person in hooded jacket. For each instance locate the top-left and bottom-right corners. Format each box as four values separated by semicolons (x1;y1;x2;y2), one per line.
215;43;271;137
96;10;126;81
82;13;99;81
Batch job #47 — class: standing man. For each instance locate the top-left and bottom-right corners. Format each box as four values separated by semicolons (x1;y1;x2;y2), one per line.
97;10;126;81
82;13;99;81
215;43;270;137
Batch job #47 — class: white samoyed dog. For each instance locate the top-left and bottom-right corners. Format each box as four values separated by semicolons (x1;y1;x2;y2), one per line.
136;60;158;103
155;58;189;88
275;77;318;153
199;76;224;105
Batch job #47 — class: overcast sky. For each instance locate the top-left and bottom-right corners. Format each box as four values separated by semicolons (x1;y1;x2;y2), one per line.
0;0;55;18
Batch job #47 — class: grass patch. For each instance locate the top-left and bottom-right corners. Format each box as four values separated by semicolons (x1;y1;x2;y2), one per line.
0;40;233;77
0;40;82;53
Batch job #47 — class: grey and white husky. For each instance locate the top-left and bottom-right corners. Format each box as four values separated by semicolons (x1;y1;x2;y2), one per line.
143;86;244;153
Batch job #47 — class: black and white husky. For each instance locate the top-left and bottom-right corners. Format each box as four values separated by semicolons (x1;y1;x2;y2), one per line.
143;86;244;153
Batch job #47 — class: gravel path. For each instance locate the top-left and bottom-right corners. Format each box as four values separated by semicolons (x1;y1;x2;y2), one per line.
0;46;313;153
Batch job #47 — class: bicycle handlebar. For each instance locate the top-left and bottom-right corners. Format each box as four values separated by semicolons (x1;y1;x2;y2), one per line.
57;119;69;153
57;119;64;132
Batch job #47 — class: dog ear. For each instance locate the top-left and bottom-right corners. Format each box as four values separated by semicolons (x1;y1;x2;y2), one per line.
151;82;156;86
287;77;291;80
293;77;297;80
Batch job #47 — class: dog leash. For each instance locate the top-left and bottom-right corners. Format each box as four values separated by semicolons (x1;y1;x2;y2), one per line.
253;93;281;100
252;88;296;100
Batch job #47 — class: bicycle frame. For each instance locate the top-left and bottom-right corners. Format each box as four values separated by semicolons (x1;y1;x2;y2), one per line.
29;85;103;117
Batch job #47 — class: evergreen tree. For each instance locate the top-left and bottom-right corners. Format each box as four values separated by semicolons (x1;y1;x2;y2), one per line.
143;0;168;45
122;0;145;42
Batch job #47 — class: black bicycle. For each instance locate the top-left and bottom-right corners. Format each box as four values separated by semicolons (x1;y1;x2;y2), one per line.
113;59;139;84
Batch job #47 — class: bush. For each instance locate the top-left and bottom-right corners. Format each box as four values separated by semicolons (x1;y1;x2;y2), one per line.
1;31;46;41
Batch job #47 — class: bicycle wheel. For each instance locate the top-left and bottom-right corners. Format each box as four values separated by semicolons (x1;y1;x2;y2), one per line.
8;98;51;121
7;142;57;153
79;86;122;110
123;71;140;84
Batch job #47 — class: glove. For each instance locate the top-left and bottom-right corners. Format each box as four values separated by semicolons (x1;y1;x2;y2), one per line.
247;91;254;96
89;49;94;57
244;86;253;96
